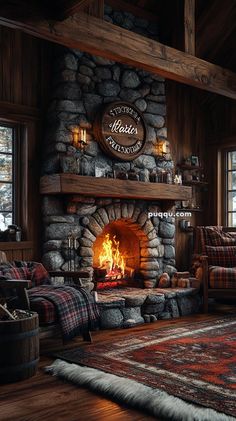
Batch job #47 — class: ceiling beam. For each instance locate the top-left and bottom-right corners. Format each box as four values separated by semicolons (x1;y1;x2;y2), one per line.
184;0;195;55
0;12;236;99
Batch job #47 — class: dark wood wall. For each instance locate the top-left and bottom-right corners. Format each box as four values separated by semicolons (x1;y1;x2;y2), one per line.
166;81;208;270
0;26;52;261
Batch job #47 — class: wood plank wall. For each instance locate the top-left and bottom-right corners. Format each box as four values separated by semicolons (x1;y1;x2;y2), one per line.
166;81;208;270
0;26;52;261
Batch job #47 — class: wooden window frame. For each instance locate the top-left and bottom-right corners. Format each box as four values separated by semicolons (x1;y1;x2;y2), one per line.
0;117;28;237
219;144;236;227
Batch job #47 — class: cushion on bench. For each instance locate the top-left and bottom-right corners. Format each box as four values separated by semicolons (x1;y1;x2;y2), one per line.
209;266;236;289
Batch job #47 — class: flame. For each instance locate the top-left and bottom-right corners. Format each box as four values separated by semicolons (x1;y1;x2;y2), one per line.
99;233;125;276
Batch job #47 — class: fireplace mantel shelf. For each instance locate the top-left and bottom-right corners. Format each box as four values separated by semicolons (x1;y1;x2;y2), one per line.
40;174;192;201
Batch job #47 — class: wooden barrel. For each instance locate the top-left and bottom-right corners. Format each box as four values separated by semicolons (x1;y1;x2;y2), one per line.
0;312;39;383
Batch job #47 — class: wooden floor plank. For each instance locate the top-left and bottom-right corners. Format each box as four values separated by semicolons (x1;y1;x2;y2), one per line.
0;304;235;421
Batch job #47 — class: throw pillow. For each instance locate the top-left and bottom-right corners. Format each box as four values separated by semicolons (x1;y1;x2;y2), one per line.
205;227;236;246
206;245;236;267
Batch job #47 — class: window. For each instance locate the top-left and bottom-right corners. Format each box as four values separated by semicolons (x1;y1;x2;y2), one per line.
0;123;17;231
225;150;236;227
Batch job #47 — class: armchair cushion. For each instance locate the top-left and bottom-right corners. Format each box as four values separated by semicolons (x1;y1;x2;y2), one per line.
29;297;56;324
206;227;236;247
209;266;236;289
0;261;50;287
206;245;236;267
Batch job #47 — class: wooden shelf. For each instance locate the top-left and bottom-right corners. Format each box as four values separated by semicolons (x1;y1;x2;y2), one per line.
178;208;203;212
40;174;192;201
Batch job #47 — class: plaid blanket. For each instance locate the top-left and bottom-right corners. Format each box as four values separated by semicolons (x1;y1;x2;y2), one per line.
28;285;100;341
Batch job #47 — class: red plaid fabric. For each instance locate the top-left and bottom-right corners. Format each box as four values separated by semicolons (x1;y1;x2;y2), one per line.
209;266;236;289
206;245;236;267
28;285;99;341
195;226;236;253
0;264;31;281
29;297;56;324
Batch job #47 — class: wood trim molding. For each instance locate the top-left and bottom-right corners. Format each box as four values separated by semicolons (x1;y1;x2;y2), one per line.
0;13;236;99
0;101;40;121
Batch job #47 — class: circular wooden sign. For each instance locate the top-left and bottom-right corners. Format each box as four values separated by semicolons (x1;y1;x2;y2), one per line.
94;101;147;161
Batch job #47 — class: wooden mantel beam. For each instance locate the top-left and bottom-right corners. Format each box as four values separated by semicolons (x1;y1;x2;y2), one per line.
0;12;236;99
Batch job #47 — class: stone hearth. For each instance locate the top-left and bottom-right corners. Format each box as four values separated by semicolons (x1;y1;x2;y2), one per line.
97;286;201;329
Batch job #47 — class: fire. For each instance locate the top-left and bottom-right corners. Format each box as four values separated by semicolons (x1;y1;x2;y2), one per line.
99;234;125;276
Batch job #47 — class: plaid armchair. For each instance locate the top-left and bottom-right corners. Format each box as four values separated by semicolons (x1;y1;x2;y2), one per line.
195;226;236;312
0;253;99;342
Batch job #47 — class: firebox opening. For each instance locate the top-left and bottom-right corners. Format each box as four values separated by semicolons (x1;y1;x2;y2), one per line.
93;220;141;289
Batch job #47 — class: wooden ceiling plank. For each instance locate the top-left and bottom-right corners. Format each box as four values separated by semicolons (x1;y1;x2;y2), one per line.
59;0;95;19
0;13;236;99
88;0;104;19
184;0;195;55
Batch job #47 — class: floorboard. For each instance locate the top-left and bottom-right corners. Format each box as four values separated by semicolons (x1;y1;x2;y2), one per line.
0;302;235;421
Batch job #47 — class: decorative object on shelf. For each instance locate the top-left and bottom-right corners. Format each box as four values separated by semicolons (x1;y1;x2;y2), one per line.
94;101;147;161
127;165;139;181
67;233;78;271
95;162;107;178
156;138;172;161
191;155;199;166
174;173;182;185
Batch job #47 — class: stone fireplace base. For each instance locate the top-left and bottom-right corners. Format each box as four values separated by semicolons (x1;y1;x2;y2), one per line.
97;286;201;329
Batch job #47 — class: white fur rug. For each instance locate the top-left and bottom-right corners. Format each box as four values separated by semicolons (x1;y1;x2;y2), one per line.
46;359;236;421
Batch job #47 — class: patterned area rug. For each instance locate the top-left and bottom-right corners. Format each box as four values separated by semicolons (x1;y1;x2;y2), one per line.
48;317;236;420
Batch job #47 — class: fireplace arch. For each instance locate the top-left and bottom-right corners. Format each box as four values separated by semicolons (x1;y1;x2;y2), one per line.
78;202;164;289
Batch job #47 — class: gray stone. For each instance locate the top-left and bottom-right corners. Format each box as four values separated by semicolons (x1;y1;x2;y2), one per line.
159;312;172;320
122;308;144;325
93;56;115;66
163;265;177;276
106;205;116;221
76;204;97;216
84;141;99;157
130;206;142;222
156;127;168;138
158;273;171;288
164;245;175;259
121;203;128;219
140;248;160;258
133;154;156;169
83;94;103;117
146;101;166;116
44;215;75;224
144;113;165;128
55;142;67;152
43;240;62;252
95;67;112;80
120;88;141;102
113;203;121;220
80;257;93;266
77;73;91;85
143;314;151;323
114;162;130;172
42;251;64;271
122;17;134;30
177;295;201;316
70;49;84;59
45;223;80;241
79;247;94;257
54;99;85;113
151;82;165;95
100;309;123;329
123;318;144;328
143;303;165;314
112;65;121;82
134;98;147;112
81;57;96;68
159;221;175;238
143;279;157;288
54;83;82;100
92;212;104;227
147;229;158;240
80;156;95;176
165;298;180;318
42;196;63;216
140;260;159;270
124;295;146;307
145;294;165;304
146;95;166;103
42;154;60;174
79;65;94;77
79;237;93;247
98;80;120;96
56;69;76;82
88;217;103;236
61;53;78;71
97;208;109;225
143;220;154;235
122;70;140;89
140;238;161;248
127;203;135;218
150;315;157;322
140;270;159;279
162;238;175;245
82;228;96;242
139;83;151;97
137;211;148;227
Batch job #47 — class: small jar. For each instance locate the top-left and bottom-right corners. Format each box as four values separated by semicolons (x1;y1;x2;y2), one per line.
127;169;139;181
149;170;157;183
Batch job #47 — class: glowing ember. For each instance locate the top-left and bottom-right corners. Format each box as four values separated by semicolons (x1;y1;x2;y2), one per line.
99;234;125;277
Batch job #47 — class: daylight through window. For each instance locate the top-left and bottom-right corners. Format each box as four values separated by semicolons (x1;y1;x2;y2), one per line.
226;150;236;227
0;124;15;231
